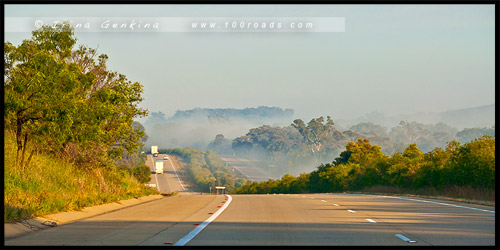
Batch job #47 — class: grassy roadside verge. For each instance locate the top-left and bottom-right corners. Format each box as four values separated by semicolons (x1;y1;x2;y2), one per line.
4;132;158;223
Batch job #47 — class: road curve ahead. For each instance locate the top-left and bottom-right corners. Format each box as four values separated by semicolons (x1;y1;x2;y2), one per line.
5;193;494;246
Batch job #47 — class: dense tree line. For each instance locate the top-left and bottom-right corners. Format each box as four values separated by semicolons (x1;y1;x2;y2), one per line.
228;116;495;175
162;148;247;192
235;136;495;194
230;117;382;173
4;23;148;171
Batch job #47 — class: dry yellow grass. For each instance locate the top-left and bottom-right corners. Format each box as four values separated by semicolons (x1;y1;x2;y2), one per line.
4;131;157;222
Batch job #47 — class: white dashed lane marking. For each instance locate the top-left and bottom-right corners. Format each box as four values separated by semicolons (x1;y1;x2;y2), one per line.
395;234;416;243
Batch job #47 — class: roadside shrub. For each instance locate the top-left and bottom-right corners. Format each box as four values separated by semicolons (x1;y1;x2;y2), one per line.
132;164;152;183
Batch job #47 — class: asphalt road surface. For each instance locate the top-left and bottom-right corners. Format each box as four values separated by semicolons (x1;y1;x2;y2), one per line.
5;193;494;246
185;194;495;246
146;154;193;194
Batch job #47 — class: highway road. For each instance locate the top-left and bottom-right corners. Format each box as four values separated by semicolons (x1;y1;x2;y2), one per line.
146;154;193;194
185;194;495;246
220;156;280;182
5;193;495;246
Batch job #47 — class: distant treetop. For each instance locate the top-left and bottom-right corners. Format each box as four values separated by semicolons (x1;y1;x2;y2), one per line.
169;106;294;122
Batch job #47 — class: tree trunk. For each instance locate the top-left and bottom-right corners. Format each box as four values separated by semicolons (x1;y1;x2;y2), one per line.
25;147;36;168
20;134;29;168
16;145;23;169
16;117;24;168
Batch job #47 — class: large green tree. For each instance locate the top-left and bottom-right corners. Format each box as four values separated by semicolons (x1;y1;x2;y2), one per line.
4;23;87;168
4;22;148;169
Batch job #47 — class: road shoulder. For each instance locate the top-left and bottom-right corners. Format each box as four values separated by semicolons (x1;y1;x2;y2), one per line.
4;194;164;240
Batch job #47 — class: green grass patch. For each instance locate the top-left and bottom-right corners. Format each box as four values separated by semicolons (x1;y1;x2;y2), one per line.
4;132;158;223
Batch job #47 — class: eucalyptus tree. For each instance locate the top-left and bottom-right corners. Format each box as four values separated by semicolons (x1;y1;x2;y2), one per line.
4;23;86;168
291;116;337;156
4;22;148;169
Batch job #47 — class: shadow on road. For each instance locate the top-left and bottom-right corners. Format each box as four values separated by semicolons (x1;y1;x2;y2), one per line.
4;219;495;246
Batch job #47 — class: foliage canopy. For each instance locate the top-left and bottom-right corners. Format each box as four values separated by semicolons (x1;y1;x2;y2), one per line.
4;22;148;170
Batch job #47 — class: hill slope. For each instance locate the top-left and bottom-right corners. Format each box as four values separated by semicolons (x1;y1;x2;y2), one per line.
4;132;157;222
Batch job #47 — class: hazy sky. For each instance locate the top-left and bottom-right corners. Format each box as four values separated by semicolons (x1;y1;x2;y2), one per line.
4;4;495;123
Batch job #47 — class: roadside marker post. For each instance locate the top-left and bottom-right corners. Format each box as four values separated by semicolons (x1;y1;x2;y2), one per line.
215;186;226;195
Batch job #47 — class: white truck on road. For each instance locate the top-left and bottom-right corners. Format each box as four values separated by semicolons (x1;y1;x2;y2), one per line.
151;146;159;157
155;160;163;174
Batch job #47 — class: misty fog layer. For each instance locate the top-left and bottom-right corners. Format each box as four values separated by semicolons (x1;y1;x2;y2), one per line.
143;106;295;150
140;105;495;179
336;104;495;131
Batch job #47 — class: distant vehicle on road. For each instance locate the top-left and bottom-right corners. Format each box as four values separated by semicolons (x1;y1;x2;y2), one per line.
155;160;163;174
163;155;169;160
151;146;159;157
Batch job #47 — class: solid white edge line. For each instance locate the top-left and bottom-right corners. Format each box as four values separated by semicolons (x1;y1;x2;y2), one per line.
169;157;186;190
173;195;233;246
395;234;416;243
363;194;495;214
